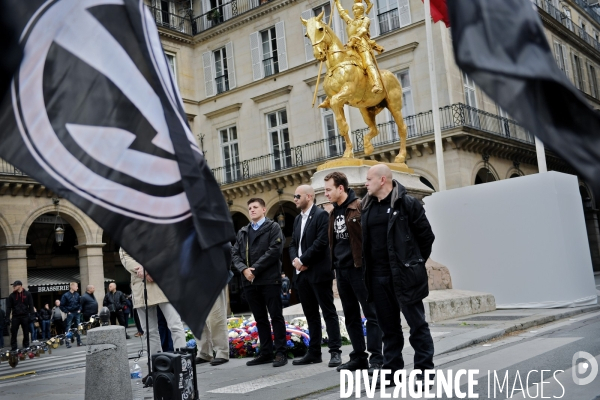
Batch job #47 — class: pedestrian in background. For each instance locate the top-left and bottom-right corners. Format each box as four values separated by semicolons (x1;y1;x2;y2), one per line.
123;295;133;328
29;306;39;342
0;305;5;348
60;282;83;348
51;299;66;336
280;272;291;308
81;285;98;323
103;283;130;339
7;280;33;350
39;304;52;340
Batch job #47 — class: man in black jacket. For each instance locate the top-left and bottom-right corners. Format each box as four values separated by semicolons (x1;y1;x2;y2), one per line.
60;282;83;348
6;280;33;350
363;164;435;386
103;283;130;339
81;285;98;322
232;197;287;367
289;185;342;367
324;172;383;375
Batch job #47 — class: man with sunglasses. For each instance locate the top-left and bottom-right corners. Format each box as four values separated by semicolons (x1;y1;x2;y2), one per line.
289;185;342;367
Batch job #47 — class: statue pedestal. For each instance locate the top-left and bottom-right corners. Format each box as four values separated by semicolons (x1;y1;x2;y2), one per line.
311;158;433;205
311;158;496;323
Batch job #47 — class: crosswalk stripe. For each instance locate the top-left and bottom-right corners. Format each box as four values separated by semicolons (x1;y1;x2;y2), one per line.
208;361;344;394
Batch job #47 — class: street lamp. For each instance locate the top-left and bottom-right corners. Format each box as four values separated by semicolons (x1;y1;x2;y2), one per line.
52;198;65;246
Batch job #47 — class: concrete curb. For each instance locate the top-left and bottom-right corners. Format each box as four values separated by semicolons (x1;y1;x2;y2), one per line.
435;304;600;355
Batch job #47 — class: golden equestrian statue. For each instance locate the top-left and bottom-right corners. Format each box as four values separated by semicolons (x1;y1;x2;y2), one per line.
301;1;408;164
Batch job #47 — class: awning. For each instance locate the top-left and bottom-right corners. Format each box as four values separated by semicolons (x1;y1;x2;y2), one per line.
27;267;114;293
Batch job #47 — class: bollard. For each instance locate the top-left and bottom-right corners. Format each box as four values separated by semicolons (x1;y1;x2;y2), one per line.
84;326;133;400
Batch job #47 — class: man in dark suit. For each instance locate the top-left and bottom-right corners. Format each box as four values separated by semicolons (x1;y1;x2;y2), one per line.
289;185;342;367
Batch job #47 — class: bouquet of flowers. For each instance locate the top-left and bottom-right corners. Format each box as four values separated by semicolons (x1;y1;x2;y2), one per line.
185;329;197;349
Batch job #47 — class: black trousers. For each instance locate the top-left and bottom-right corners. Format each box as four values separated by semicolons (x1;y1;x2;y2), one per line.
134;309;144;334
297;277;342;355
370;274;434;374
52;318;65;335
10;316;29;350
243;284;286;355
110;310;128;334
336;267;383;364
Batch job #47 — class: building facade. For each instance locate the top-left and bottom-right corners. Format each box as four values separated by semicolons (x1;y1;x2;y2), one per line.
1;0;599;311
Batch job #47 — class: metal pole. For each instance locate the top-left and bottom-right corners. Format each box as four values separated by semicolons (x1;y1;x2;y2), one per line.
535;136;548;173
424;0;446;191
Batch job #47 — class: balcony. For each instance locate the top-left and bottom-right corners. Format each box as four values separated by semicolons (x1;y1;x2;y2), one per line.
533;0;600;52
148;0;276;36
0;159;26;177
210;103;534;185
571;0;600;27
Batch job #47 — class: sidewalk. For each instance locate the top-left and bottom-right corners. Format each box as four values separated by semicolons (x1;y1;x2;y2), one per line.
1;274;598;399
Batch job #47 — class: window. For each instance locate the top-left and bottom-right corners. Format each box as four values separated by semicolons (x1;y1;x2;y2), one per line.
376;0;409;35
267;110;291;170
572;53;585;91
202;42;236;97
153;0;176;28
389;70;415;136
261;27;279;77
165;53;177;85
213;47;229;94
463;72;480;128
250;22;288;81
497;106;511;137
312;3;331;23
220;126;240;183
319;96;343;157
563;8;573;30
302;2;347;61
553;41;569;77
589;64;599;98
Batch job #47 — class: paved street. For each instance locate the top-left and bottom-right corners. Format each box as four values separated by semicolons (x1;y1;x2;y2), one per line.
0;300;599;399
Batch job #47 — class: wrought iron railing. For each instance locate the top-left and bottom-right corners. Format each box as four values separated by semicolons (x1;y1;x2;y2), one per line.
215;75;229;94
148;6;193;35
378;8;400;35
210;103;534;185
0;158;26;176
570;0;600;27
533;0;600;52
191;0;272;34
262;57;279;77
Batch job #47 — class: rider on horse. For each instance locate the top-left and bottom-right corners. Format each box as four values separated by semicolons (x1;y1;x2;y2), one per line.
319;0;385;108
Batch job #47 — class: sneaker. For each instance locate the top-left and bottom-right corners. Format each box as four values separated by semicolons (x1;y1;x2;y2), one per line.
246;353;274;366
328;352;342;367
336;357;368;372
292;352;322;366
368;363;382;376
77;343;84;347
273;353;288;367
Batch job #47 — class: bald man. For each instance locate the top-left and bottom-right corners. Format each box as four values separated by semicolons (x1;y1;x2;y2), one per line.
289;185;342;367
363;164;435;387
80;284;98;322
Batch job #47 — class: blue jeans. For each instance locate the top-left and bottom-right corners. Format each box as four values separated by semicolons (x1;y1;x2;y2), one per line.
41;320;51;340
64;313;81;345
29;323;38;341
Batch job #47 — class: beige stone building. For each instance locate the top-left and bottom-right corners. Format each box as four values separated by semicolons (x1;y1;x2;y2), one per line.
1;0;599;312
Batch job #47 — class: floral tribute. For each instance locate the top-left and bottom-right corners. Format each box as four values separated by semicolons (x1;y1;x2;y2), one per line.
226;315;354;358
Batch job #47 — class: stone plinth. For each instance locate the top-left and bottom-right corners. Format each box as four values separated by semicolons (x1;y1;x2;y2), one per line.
311;160;433;205
426;259;452;290
85;326;132;400
422;289;496;323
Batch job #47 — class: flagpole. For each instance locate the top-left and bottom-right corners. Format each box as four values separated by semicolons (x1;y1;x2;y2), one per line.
424;0;446;191
534;136;548;173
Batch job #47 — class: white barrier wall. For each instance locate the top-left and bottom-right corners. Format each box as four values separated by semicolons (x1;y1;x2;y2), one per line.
424;172;597;308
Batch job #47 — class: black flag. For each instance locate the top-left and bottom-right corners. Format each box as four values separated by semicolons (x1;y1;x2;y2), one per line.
0;0;235;335
448;0;600;199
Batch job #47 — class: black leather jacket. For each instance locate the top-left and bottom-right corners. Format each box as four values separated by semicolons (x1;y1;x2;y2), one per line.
362;180;435;305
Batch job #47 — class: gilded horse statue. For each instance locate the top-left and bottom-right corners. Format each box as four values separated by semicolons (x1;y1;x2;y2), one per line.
301;11;407;164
